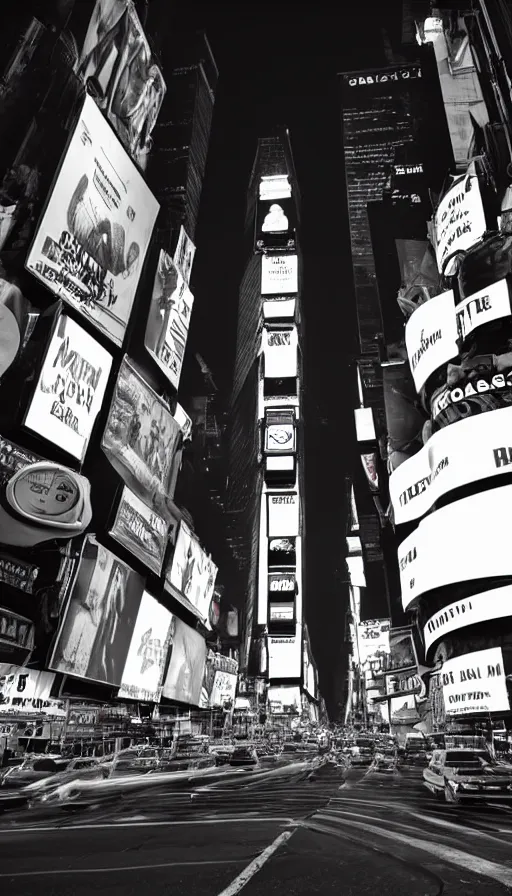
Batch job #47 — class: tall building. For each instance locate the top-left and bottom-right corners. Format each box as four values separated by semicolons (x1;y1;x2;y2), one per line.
227;131;319;726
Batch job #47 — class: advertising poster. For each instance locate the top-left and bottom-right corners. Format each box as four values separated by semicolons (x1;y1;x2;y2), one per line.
405;290;458;393
259;175;292;201
0;555;39;594
456;279;511;343
24;314;112;461
210;670;237;708
173;226;196;285
267;494;299;538
265;412;295;453
268;632;302;679
144;250;194;391
162;617;207;706
386;627;417;674
263;327;298;378
431;370;512;426
118;591;173;703
26;94;159;346
399;484;512;610
391;405;512;525
434;170;487;273
0;437;42;488
200;651;238;709
164;521;217;625
255;198;296;251
262;298;296;321
261;254;298;295
109;486;168;576
389;694;420;725
77;0;166;167
385;670;421;698
0;665;66;717
442;647;510;716
424;584;512;653
269;602;294;622
102;357;181;518
49;536;144;686
0;609;34;656
267;685;301;714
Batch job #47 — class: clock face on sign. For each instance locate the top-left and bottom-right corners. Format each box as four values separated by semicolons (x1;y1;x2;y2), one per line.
266;424;294;451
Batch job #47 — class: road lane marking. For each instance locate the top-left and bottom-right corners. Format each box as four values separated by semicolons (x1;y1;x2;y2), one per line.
0;816;296;834
0;859;246;878
216;830;294;896
313;812;512;888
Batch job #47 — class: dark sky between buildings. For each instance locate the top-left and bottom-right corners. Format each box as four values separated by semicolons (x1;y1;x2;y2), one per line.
166;0;403;715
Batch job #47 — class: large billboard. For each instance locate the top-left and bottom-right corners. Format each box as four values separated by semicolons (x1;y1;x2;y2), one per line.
77;0;166;168
0;666;66;717
164;520;217;626
49;536;144;686
24;313;112;462
456;279;511;343
118;591;173;703
398;484;512;610
109;486;168;576
26;95;159;346
441;647;510;716
424;584;512;654
144;250;194;391
390;405;512;525
267;493;300;537
263;327;298;379
102;357;181;518
434;168;487;274
405;290;458;393
268;685;301;714
386;626;417;674
357;619;390;674
268;631;301;679
200;651;239;709
162;617;207;707
261;255;298;295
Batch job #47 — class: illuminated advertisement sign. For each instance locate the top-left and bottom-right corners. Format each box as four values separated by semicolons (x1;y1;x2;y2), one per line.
173;225;196;285
424;584;512;653
162;617;207;707
210;670;237;708
268;572;296;594
261;254;298;295
263;298;296;321
165;520;217;626
361;452;379;492
343;65;422;88
385;670;421;697
263;327;298;378
267;493;299;537
49;536;144;686
390;405;512;525
405;290;458;393
268;631;302;679
0;665;66;717
456;279;511;343
26;95;159;346
357;619;390;675
386;627;417;673
259;176;292;201
118;591;173;703
268;685;301;713
398;484;512;610
434;169;487;274
102;357;181;519
269;602;294;622
144;250;194;391
441;647;510;716
24;314;112;462
265;410;295;453
109;486;168;576
0;608;34;657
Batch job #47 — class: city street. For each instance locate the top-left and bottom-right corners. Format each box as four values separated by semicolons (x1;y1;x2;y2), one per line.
1;762;512;894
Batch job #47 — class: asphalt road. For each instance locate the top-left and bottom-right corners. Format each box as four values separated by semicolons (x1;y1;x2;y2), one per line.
2;762;512;894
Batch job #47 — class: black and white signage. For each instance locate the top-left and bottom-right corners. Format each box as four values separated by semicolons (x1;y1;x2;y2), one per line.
26;95;159;346
259;176;292;201
268;572;296;594
434;170;487;274
118;591;173;703
265;411;295;453
0;665;66;716
269;603;294;622
109;486;168;576
267;493;300;538
261;255;298;295
441;647;510;716
431;371;512;420
268;631;301;679
399;484;512;610
456;279;511;343
263;327;298;379
424;585;512;653
24;314;112;461
173;226;196;285
144;250;194;391
344;65;422;88
405;290;458;393
390;405;512;525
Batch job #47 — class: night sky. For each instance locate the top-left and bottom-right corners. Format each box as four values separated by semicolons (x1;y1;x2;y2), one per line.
163;0;403;715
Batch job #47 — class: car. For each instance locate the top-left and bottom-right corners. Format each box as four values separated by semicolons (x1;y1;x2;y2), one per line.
229;745;258;767
1;756;71;789
423;748;512;804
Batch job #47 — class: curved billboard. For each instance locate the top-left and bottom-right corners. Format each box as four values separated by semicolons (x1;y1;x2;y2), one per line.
405;290;458;393
398;484;512;610
390;405;512;525
424;584;512;654
441;647;509;716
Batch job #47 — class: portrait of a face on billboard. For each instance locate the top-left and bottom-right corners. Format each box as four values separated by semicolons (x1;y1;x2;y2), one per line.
144;250;194;391
165;521;217;625
118;591;173;703
23;313;112;461
255;197;296;250
77;0;166;168
101;357;182;519
162;617;207;707
26;94;159;346
49;536;144;687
